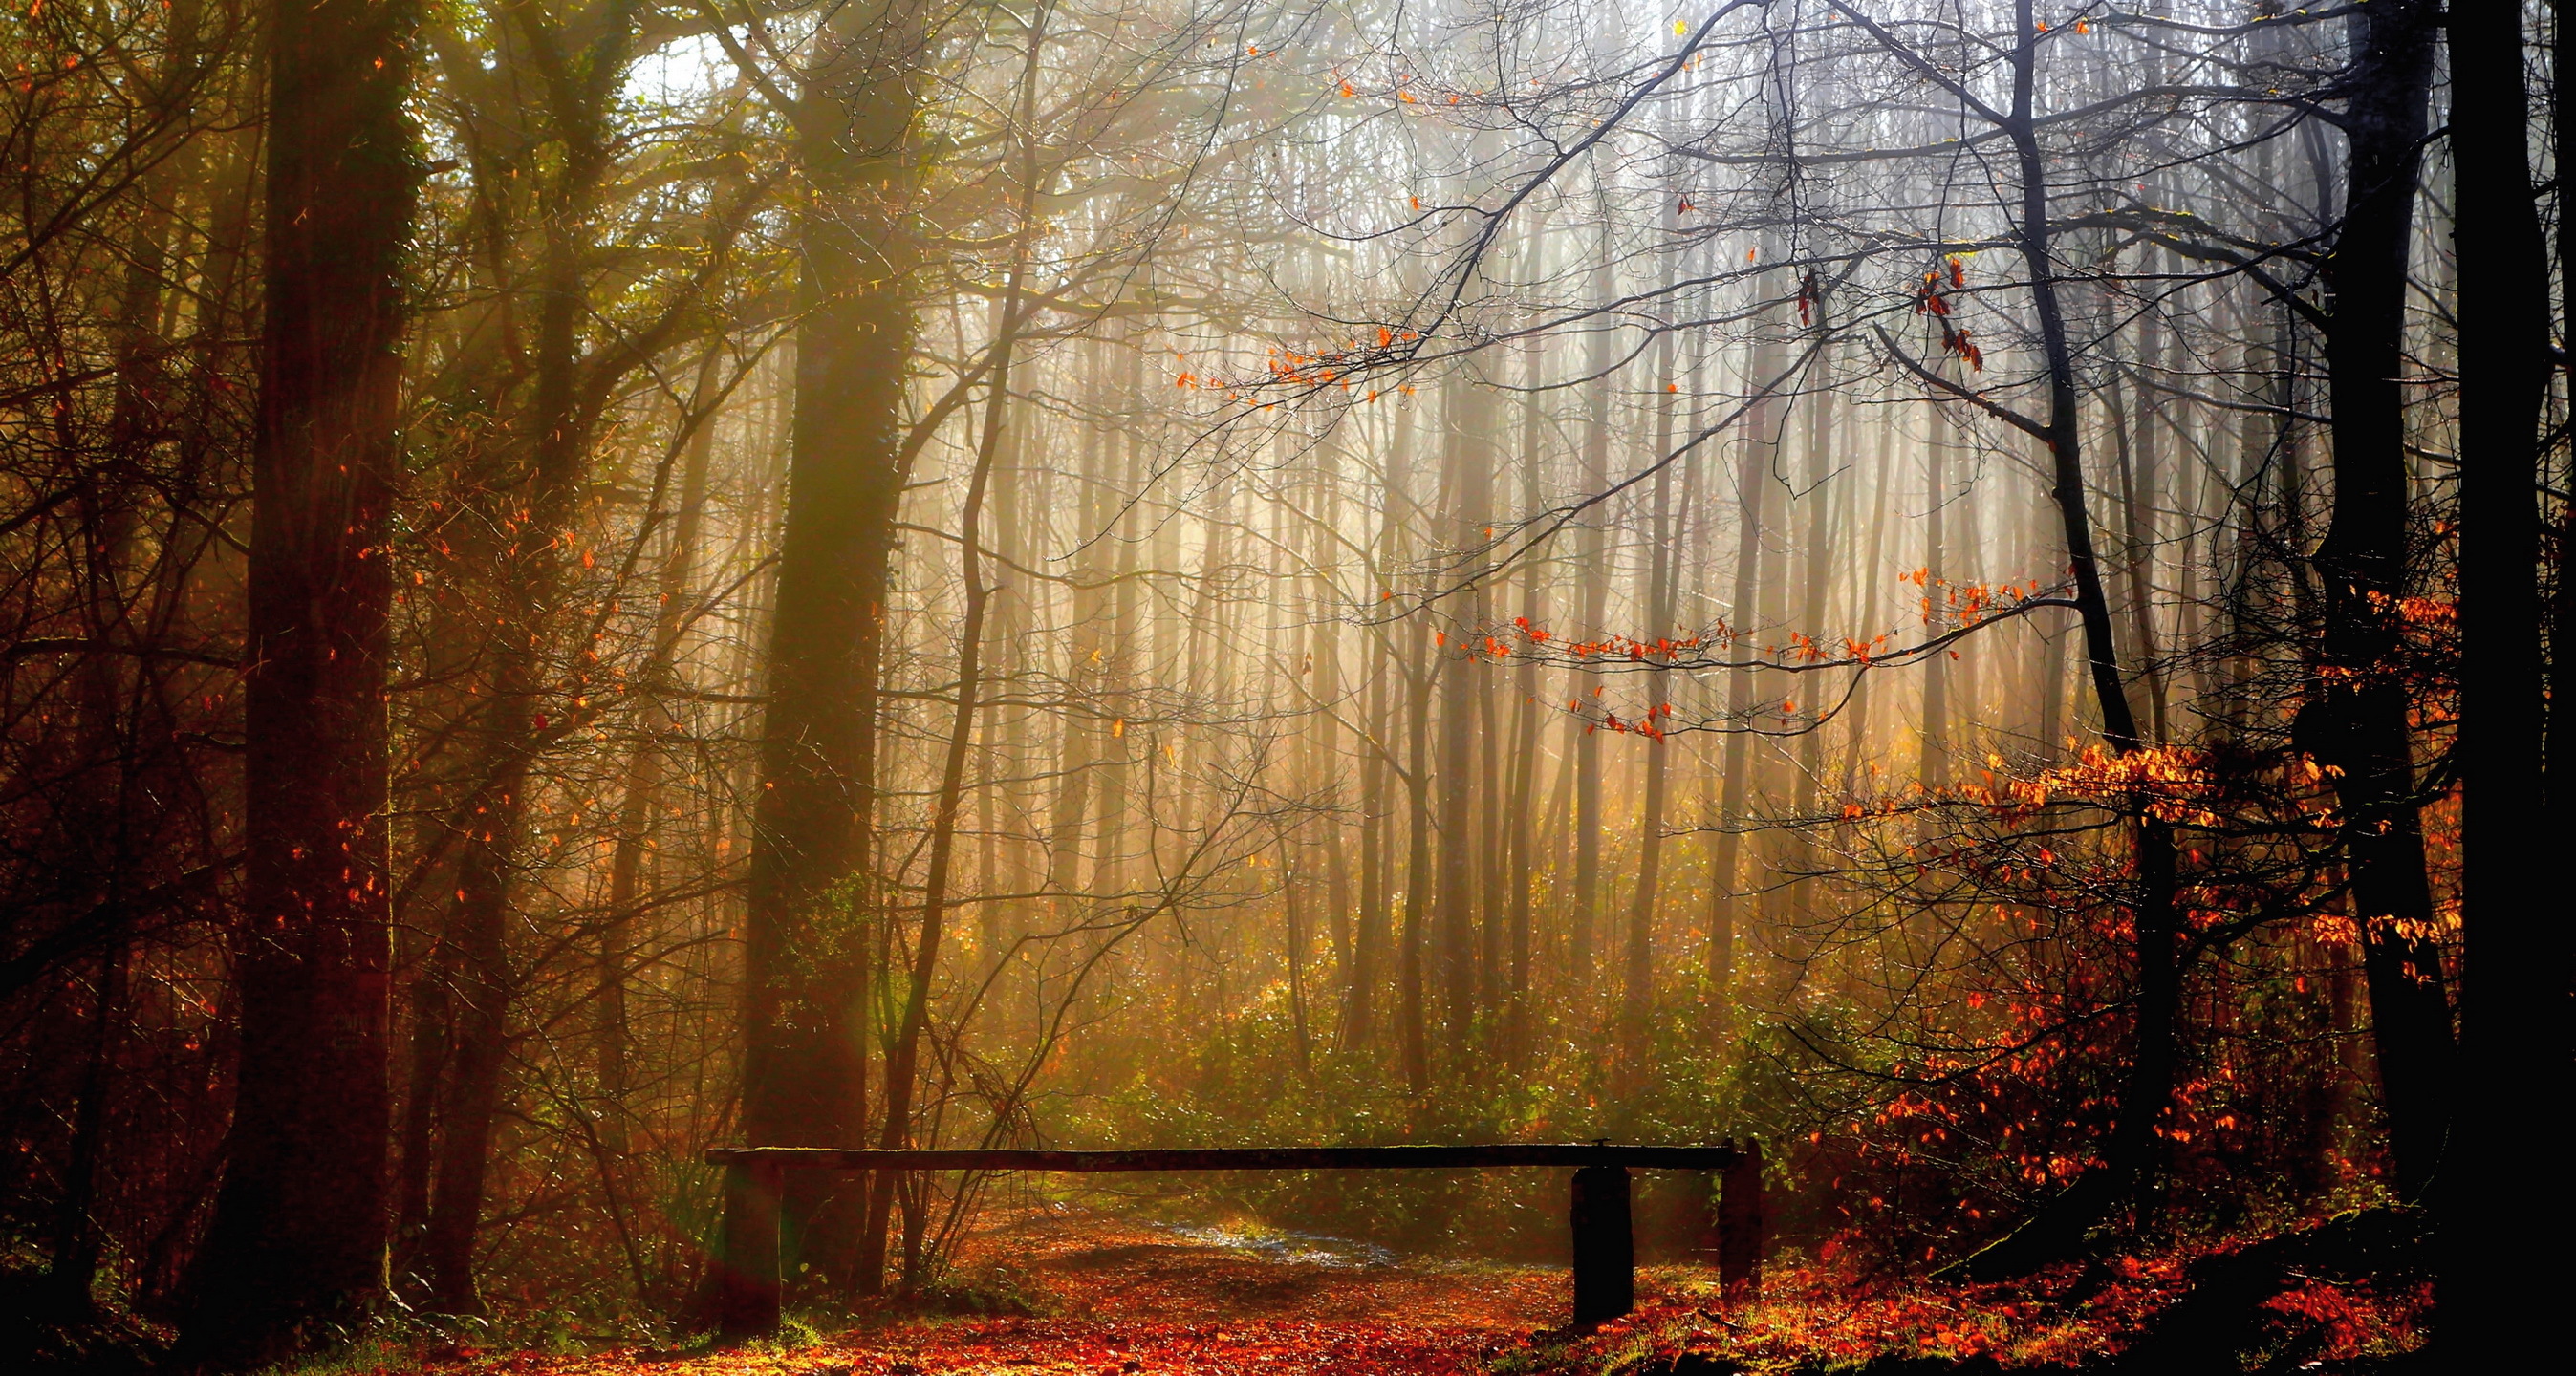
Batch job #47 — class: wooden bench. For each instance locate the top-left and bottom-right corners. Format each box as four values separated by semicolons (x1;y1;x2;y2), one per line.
704;1141;1764;1335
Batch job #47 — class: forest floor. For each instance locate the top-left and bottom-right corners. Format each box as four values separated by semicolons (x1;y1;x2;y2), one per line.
341;1204;2434;1376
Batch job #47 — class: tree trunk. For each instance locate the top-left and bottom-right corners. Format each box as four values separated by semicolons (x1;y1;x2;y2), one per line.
1708;302;1781;1042
743;8;924;1293
1947;2;2175;1279
1349;619;1389;1047
1620;286;1681;1068
2302;0;2454;1205
1920;407;1951;790
2444;3;2565;1365
178;0;416;1361
1436;378;1491;1058
1570;232;1614;991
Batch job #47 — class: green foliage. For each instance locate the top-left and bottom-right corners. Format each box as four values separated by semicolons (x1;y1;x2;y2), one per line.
1058;988;1795;1259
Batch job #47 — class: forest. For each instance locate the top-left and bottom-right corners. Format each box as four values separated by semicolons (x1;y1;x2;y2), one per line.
1;0;2566;1372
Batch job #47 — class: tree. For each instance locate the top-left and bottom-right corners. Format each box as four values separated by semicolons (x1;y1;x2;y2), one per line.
714;0;933;1293
2444;0;2568;1365
177;0;419;1363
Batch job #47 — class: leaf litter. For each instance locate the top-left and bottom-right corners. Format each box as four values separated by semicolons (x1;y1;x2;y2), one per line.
358;1207;2431;1376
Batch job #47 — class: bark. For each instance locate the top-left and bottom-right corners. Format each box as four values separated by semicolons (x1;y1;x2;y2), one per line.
1840;421;1894;789
1788;373;1836;903
2300;0;2454;1205
1097;340;1147;899
2120;286;2170;742
741;3;925;1292
178;0;417;1361
2444;3;2565;1365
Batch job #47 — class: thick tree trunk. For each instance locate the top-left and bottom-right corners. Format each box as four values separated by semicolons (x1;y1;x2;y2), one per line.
2294;0;2456;1207
744;9;924;1293
2444;3;2565;1365
178;0;417;1362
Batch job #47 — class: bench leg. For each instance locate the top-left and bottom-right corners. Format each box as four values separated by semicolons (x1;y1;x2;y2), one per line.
719;1161;783;1339
1569;1164;1634;1326
1718;1137;1764;1302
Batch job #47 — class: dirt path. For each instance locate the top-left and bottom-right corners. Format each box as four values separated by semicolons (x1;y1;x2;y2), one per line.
410;1211;1611;1376
374;1214;2432;1375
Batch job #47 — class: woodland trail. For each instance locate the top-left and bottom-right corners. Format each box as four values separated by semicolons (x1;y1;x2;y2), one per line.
402;1210;1623;1376
373;1205;2438;1376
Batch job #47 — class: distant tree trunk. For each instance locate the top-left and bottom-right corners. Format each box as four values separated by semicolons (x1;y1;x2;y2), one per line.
1399;634;1435;1097
1787;374;1837;905
1919;407;1951;790
422;263;591;1314
1620;290;1681;1067
1570;233;1614;990
1840;421;1894;789
1051;344;1110;914
2119;282;2169;742
1348;620;1390;1046
1504;325;1547;1068
178;0;417;1362
1436;378;1491;1058
1708;310;1781;1042
2444;3;2563;1365
1311;444;1352;1001
1097;339;1147;899
2302;0;2454;1205
1281;835;1313;1079
422;18;656;1301
600;345;726;1145
54;95;201;1303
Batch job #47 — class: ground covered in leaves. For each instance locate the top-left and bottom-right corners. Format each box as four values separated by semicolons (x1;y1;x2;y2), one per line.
341;1206;2431;1376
